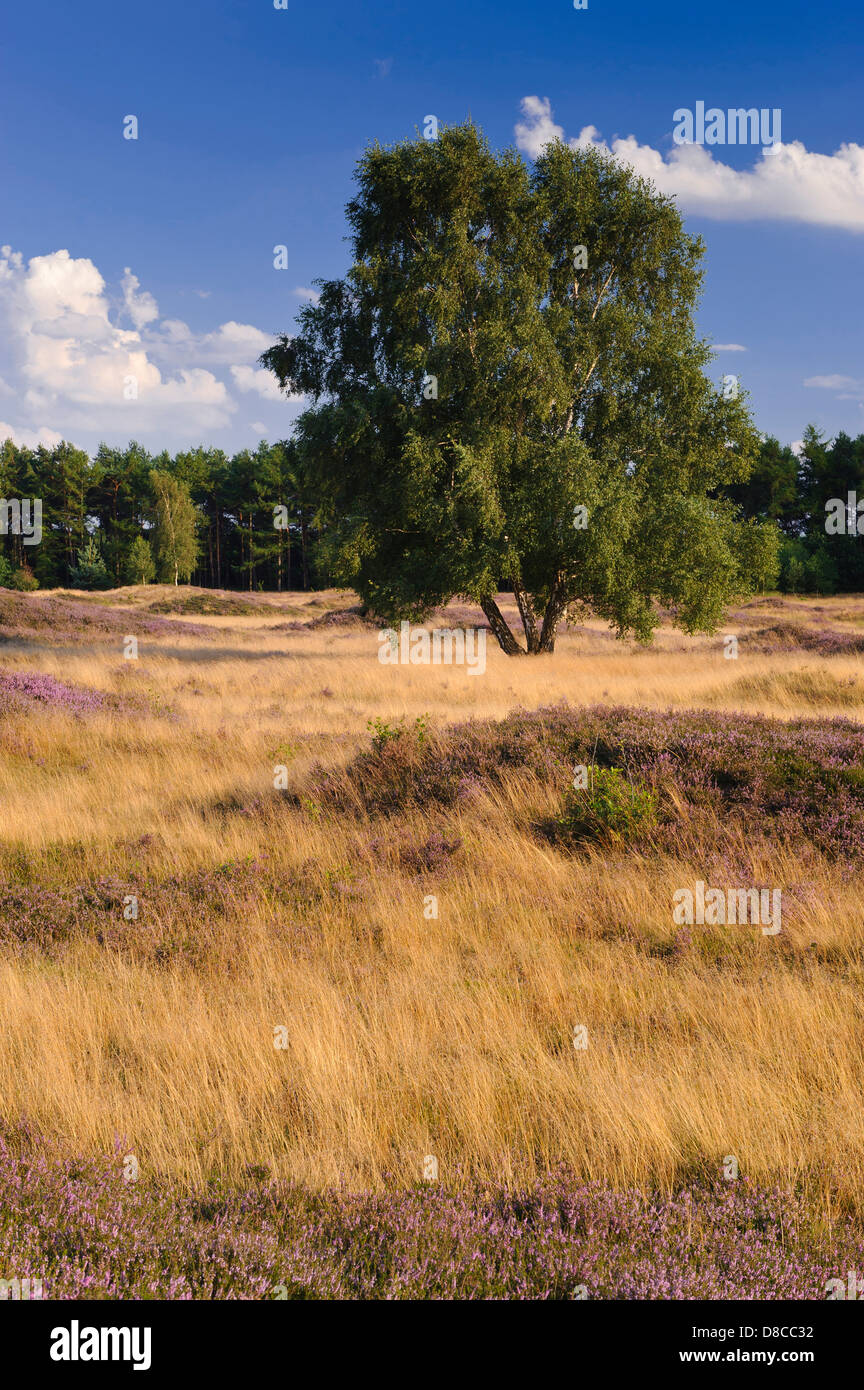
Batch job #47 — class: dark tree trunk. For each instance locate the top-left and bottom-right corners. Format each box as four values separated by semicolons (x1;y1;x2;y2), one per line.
537;579;567;653
479;595;524;655
513;582;541;653
300;512;310;590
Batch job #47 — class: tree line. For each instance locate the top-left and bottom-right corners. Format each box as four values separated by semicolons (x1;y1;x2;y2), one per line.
725;425;864;594
1;425;860;600
0;438;318;592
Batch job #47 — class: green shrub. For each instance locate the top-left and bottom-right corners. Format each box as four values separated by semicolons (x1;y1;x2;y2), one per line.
556;764;657;844
9;563;39;592
778;537;838;595
70;537;113;590
367;714;430;751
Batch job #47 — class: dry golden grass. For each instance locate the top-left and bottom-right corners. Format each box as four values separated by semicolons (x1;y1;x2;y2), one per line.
2;586;864;1203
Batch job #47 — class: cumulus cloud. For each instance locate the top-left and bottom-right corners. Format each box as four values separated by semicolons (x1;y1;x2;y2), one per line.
0;246;299;447
294;286;320;305
230;364;284;400
514;97;864;231
713;343;747;352
121;267;159;329
0;420;63;449
230;364;303;403
200;321;274;363
147;317;274;368
515;96;565;158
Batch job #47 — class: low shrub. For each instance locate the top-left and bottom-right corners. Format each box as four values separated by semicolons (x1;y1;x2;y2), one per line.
555;765;657;845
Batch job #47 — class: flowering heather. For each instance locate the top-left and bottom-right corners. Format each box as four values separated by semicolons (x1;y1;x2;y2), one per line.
0;590;210;644
1;1142;862;1300
748;621;864;656
368;827;463;875
310;703;864;859
0;859;272;959
0;670;107;716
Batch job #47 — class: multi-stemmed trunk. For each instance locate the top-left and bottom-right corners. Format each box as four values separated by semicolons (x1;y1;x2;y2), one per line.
480;577;568;655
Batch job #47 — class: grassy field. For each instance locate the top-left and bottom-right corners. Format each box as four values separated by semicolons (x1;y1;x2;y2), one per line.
2;584;864;1296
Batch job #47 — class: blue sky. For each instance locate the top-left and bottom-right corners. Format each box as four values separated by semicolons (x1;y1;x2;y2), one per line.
1;0;862;454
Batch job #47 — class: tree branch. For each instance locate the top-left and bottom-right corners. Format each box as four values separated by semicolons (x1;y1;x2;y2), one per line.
591;267;615;321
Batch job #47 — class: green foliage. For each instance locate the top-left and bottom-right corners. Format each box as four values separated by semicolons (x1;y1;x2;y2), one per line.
0;436;320;592
9;564;39;591
557;765;657;844
69;536;113;590
150;471;200;585
367;714;430;750
726;425;864;594
262;121;766;654
721;435;801;533
124;535;156;586
778;536;838;595
271;740;298;763
90;441;152;584
727;514;781;594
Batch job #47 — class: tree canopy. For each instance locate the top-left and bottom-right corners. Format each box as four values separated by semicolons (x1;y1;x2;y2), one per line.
261;120;776;653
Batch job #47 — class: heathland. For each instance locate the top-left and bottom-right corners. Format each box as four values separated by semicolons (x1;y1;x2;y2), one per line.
2;585;864;1297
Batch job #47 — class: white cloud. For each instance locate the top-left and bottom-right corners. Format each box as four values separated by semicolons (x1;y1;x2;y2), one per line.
200;320;274;363
515;96;565;159
0;247;233;437
804;373;864;401
0;246;299;447
121;267;159;329
230;364;300;401
515;97;864;231
0;420;63;449
149;317;274;367
713;343;747;352
804;373;861;390
294;286;320;305
156;318;194;344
